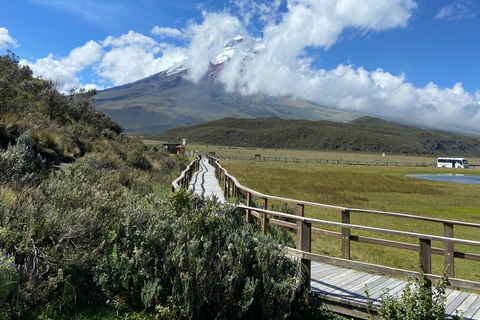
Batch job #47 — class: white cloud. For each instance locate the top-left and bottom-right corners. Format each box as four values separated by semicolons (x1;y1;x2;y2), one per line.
151;26;185;39
0;27;19;50
98;31;187;86
20;40;103;92
435;1;476;21
189;0;480;129
184;12;246;83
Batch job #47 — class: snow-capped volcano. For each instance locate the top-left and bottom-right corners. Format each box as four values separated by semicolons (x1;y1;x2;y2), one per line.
211;35;258;65
92;35;363;133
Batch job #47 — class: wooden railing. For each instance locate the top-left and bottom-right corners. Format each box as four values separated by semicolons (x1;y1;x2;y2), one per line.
171;156;200;192
208;155;480;294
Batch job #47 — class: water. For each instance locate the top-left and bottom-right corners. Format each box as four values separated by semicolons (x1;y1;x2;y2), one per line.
407;174;480;185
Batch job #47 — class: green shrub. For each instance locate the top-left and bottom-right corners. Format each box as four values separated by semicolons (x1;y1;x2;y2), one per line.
0;131;46;185
366;270;462;320
95;190;300;319
0;250;19;306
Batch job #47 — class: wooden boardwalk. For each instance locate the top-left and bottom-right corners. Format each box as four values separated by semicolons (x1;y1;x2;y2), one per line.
185;158;480;319
189;158;225;202
311;261;480;319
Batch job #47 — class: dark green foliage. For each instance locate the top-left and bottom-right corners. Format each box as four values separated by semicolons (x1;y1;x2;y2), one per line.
148;117;480;157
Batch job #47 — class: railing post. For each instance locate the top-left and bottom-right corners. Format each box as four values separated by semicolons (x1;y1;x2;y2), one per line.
224;176;228;198
297;217;311;302
246;192;252;223
296;204;305;247
419;238;432;274
342;210;350;260
444;223;455;278
226;177;231;199
262;197;268;235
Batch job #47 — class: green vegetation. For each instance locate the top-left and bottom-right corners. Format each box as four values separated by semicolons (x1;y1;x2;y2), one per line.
367;271;461;320
148;116;480;157
1;52;346;319
222;160;480;282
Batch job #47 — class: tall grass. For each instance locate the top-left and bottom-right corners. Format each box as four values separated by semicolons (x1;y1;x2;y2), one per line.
222;160;480;282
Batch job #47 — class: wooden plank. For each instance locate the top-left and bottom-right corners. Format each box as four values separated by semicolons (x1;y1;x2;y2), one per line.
454;292;479;316
364;277;398;298
462;296;480;319
382;281;407;298
445;291;470;316
313;268;357;289
472;309;480;320
311;266;343;280
444;290;462;311
355;276;391;295
369;279;404;301
347;275;382;299
320;270;365;294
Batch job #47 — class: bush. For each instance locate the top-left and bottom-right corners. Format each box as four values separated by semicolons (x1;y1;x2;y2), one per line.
0;250;19;306
366;270;462;320
0;131;46;185
95;190;300;319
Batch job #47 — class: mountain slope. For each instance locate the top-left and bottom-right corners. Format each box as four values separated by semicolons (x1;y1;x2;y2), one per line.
148;116;480;157
93;66;363;133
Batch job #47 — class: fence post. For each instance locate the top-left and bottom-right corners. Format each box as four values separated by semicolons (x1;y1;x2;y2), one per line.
419;238;432;274
246;192;252;223
444;223;455;278
224;176;228;198
297;217;311;302
342;210;351;260
226;177;231;199
296;204;305;247
262;197;268;235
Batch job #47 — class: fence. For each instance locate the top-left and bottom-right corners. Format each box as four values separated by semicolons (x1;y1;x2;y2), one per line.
214;155;436;167
171;156;200;192
208;155;480;296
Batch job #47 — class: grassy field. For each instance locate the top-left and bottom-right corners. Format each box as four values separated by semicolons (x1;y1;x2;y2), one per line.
173;144;480;280
222;160;480;282
144;140;480;282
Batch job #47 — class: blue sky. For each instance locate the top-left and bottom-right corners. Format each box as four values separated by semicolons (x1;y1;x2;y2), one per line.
1;0;480;131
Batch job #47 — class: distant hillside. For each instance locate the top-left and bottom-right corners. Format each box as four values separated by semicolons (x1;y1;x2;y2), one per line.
147;116;480;157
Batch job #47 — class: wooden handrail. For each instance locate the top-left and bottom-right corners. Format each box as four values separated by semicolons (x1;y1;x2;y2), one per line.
236;204;480;247
208;154;480;293
171;156;201;191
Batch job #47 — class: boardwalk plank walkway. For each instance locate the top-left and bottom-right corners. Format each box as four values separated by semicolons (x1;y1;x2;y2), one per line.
189;158;225;202
187;160;480;319
311;261;480;319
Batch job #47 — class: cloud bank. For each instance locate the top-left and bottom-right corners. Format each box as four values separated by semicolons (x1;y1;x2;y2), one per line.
18;0;480;131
